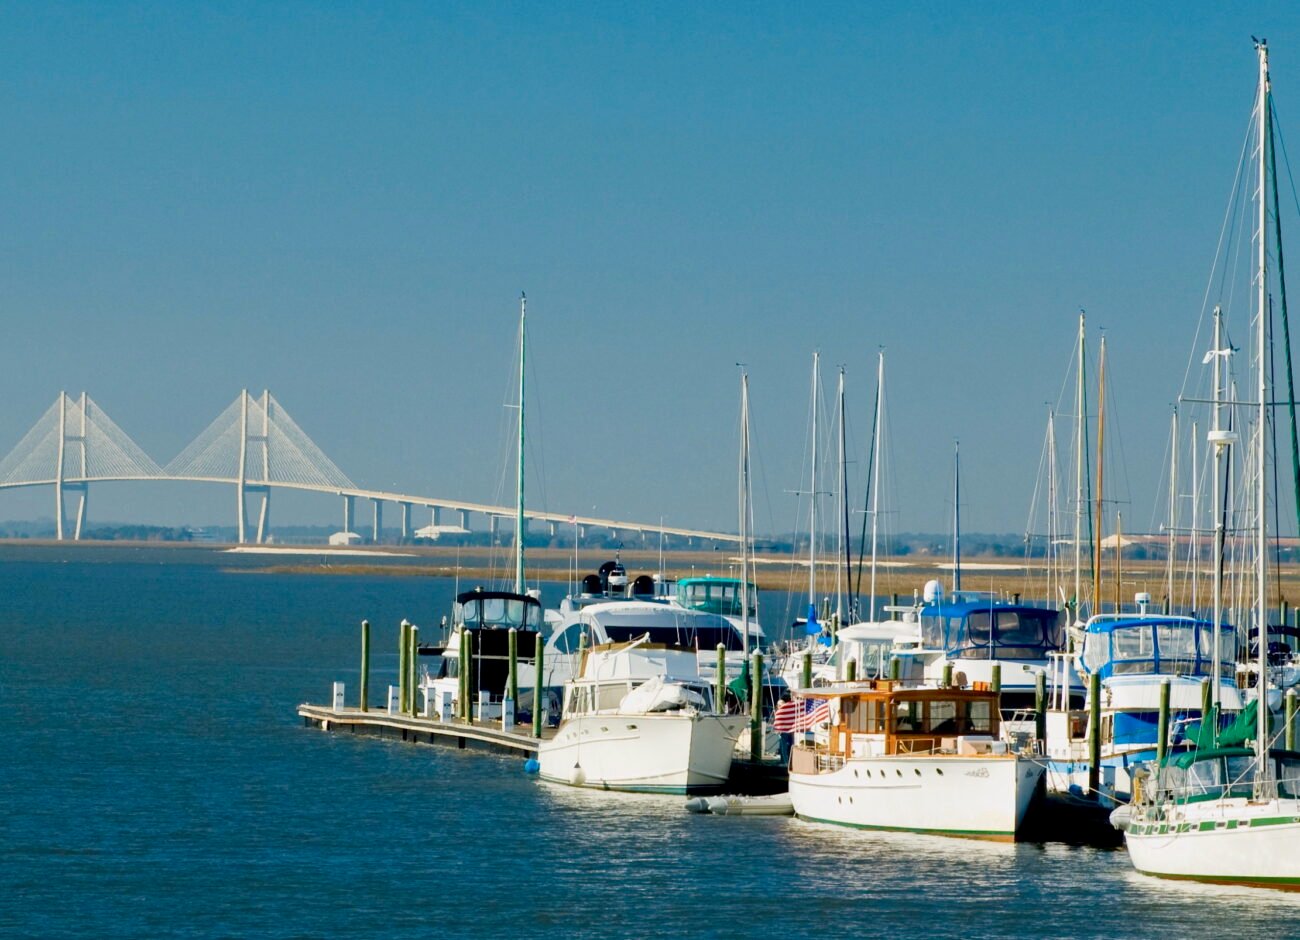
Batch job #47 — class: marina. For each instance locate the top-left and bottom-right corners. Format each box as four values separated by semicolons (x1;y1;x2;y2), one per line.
11;7;1300;938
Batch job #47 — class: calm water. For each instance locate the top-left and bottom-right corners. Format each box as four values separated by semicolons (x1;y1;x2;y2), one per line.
3;547;1300;938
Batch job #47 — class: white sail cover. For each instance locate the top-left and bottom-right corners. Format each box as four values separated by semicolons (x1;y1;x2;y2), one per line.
619;676;706;714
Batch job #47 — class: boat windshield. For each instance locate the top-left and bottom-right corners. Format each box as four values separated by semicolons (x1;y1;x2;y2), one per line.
1082;618;1235;679
919;605;1063;660
676;579;757;617
455;593;543;630
602;624;744;651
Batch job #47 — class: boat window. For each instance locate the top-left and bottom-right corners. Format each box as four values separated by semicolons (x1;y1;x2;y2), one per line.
894;700;923;733
843;698;885;733
458;599;478;626
1157;623;1197;668
994;611;1038;646
1224;755;1258;797
596;682;628;711
1112;624;1156;663
1277;755;1300;798
1082;633;1108;673
552;623;587;654
968;700;992;733
439;657;457;679
926;700;959;735
1187;757;1223;797
966;611;992;646
919;615;946;649
602;624;742;651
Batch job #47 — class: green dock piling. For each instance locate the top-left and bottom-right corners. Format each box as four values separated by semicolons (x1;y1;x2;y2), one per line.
460;627;471;723
991;662;1001;694
408;625;419;716
942;662;953;689
1287;689;1297;751
715;644;726;713
801;651;812;690
398;620;409;715
846;658;857;682
532;633;544;738
508;627;519;723
749;652;763;761
359;620;370;712
1157;679;1171;764
1035;672;1047;745
1088;671;1102;798
889;656;900;681
1200;676;1213;734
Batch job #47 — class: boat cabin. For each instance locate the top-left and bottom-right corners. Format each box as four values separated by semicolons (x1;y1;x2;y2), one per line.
676;577;758;619
560;640;718;718
1081;616;1236;680
1146;747;1300;804
791;681;1004;772
919;598;1064;661
429;589;542;688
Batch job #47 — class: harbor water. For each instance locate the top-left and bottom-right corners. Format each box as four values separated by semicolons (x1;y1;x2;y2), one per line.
3;547;1300;938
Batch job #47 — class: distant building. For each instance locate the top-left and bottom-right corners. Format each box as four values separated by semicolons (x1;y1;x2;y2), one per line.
328;531;362;546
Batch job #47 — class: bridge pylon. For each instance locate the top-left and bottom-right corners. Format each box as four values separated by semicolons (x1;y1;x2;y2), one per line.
56;391;88;540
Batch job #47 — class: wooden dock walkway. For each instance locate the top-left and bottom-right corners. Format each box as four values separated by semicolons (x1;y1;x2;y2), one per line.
297;703;552;756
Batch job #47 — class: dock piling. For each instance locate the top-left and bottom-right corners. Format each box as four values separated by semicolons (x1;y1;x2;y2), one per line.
1157;679;1171;764
532;633;544;737
1088;671;1101;798
408;625;419;716
715;644;726;714
460;627;471;723
941;662;953;689
845;658;856;682
801;651;812;690
398;619;410;716
1034;672;1047;745
1288;689;1297;751
508;627;519;725
991;662;1001;694
889;656;900;681
749;651;763;760
360;619;370;712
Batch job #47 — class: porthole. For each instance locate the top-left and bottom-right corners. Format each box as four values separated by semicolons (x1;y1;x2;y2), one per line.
896;769;903;777
915;768;922;776
936;769;944;776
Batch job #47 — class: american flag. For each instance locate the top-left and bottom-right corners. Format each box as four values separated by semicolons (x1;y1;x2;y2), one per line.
772;697;830;732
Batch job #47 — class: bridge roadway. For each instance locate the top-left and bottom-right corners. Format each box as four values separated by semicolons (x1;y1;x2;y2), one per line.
0;474;741;544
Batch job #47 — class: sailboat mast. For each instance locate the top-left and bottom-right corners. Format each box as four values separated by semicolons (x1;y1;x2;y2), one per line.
836;367;847;624
1094;335;1107;613
739;371;752;662
1168;408;1178;611
869;351;884;620
953;440;961;593
1211;307;1226;709
1256;39;1271;771
515;293;526;596
1191;417;1200;615
809;352;820;622
1047;408;1058;608
1074;313;1086;619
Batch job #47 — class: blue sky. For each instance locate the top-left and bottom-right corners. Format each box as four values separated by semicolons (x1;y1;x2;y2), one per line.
1;3;1298;537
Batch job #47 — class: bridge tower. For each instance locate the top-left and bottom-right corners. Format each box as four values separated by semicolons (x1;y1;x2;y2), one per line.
236;389;272;544
55;391;89;540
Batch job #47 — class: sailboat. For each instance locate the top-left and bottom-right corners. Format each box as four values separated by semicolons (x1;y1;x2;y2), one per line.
1115;40;1300;889
421;295;544;723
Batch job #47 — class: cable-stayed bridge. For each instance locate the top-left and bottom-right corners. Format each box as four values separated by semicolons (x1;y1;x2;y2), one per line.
0;391;739;545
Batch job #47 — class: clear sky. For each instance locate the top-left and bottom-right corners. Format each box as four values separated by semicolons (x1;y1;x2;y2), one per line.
1;3;1299;537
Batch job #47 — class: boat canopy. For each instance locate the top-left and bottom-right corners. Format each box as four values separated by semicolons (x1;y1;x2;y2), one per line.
1080;616;1236;680
558;602;748;652
455;589;544;631
1155;748;1300;803
919;600;1064;660
676;577;757;618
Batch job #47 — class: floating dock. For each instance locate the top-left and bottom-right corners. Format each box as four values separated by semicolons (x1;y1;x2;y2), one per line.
298;703;550;756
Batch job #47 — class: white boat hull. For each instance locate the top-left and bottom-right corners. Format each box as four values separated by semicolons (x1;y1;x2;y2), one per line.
1124;798;1300;890
789;754;1043;841
538;712;745;794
